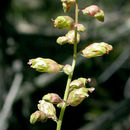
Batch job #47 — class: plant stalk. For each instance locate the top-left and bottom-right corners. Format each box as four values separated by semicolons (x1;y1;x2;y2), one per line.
56;0;79;130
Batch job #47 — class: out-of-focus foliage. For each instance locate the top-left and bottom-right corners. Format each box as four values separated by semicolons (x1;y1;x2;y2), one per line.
0;0;130;130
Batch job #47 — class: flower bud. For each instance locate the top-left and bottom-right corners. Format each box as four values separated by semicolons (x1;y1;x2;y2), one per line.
53;16;74;30
94;9;104;22
42;93;62;104
65;30;80;44
30;111;47;124
75;24;86;32
67;87;95;106
56;36;68;45
67;88;89;106
28;57;63;73
63;64;73;75
38;100;57;122
82;42;113;58
82;5;104;22
61;0;75;13
78;77;88;86
70;77;89;91
70;80;84;89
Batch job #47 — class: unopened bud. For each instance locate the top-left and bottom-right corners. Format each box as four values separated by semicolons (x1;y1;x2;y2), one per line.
67;87;95;106
42;93;62;104
70;80;84;89
94;9;104;22
53;16;74;30
65;30;80;44
28;57;63;73
30;111;47;124
61;0;75;13
82;5;104;22
63;64;73;75
38;100;57;122
67;88;89;106
75;24;86;32
78;77;88;86
56;36;68;45
82;42;113;58
70;77;89;91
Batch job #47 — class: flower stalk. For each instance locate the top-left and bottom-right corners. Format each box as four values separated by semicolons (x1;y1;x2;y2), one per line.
56;0;79;130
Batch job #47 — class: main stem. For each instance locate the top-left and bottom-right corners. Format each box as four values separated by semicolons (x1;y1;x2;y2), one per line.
56;1;79;130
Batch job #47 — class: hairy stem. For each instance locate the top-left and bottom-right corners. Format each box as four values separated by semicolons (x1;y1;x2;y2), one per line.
56;0;79;130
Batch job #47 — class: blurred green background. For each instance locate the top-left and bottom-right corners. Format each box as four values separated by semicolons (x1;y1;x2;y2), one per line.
0;0;130;130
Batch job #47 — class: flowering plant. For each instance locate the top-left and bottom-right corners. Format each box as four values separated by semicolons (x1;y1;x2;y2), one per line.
28;0;113;130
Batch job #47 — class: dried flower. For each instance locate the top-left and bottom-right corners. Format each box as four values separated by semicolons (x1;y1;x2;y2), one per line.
28;57;63;73
82;42;113;58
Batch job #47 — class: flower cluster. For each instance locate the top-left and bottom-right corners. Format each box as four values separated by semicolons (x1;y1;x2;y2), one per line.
67;77;95;106
28;0;113;129
30;79;94;123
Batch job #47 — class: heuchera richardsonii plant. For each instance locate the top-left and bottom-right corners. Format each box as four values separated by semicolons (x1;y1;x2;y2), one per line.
28;0;113;130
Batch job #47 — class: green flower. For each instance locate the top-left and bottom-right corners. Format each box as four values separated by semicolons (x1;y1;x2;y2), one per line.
82;42;113;58
28;57;63;73
42;93;62;104
63;64;73;75
69;77;90;91
75;24;86;32
53;16;74;30
38;100;57;122
65;30;80;44
56;36;68;45
82;5;104;22
67;87;95;106
61;0;75;13
30;111;47;124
